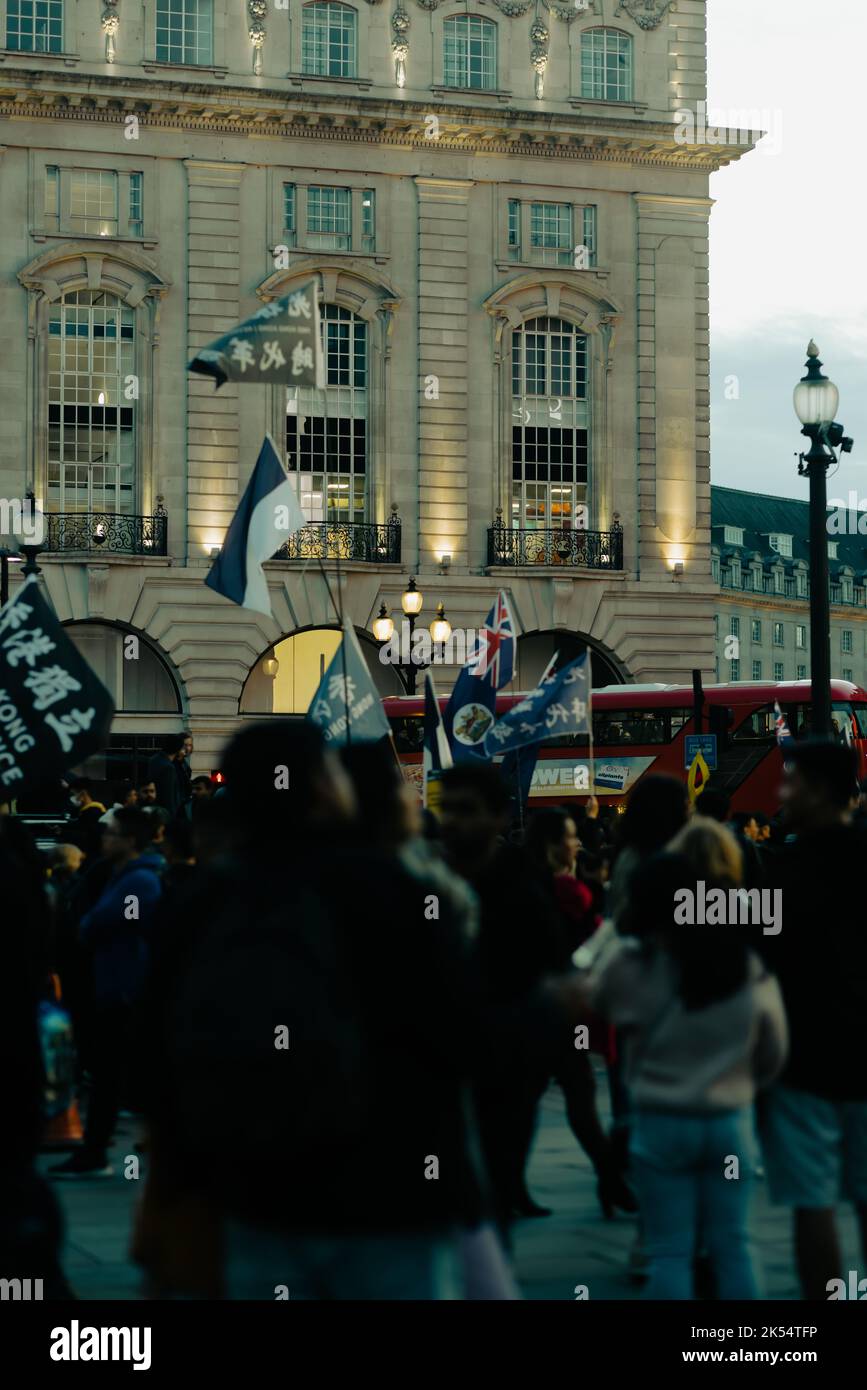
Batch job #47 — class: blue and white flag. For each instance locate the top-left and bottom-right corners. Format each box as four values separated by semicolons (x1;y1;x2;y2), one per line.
204;434;306;619
308;621;391;747
442;589;517;764
483;650;591;758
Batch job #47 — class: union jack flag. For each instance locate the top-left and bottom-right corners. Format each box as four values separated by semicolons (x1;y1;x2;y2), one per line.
468;590;516;690
774;700;793;746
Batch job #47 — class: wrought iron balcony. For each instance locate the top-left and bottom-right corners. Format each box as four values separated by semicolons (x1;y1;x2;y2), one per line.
44;507;168;557
488;516;623;570
274;515;401;564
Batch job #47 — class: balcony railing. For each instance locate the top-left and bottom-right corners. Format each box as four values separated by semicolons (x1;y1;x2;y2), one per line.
274;517;401;564
44;508;168;557
488;517;623;570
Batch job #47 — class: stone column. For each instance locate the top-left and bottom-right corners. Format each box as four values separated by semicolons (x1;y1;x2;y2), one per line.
415;177;473;571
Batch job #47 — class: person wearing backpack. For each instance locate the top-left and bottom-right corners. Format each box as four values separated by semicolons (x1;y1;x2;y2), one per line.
579;821;788;1300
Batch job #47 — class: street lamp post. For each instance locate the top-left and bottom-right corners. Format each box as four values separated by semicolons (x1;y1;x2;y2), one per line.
793;342;854;737
372;578;451;695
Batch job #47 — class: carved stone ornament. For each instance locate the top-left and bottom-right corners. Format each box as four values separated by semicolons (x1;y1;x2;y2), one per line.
492;0;534;16
614;0;675;29
541;0;584;22
101;0;119;64
248;0;266;74
530;19;549;99
392;6;409;86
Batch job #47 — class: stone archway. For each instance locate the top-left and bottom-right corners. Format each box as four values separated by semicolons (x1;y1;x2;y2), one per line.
240;624;404;715
516;628;630;690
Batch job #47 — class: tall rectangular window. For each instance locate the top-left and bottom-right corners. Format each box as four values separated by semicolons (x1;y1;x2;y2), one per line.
156;0;213;66
530;203;573;268
774;662;784;682
843;668;854;683
582;206;597;266
361;189;375;253
47;291;136;515
795;624;806;649
730;617;740;638
306;186;351;251
45;165;60;230
581;29;633;102
842;629;853;653
752;660;762;680
751;619;761;643
797;664;807;680
6;0;63;52
302;2;357;78
730;659;740;682
128;173;143;237
773;622;784;647
443;14;497;91
507;200;521;261
283;183;297;246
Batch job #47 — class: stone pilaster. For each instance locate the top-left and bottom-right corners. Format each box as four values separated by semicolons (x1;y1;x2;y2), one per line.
184;160;245;561
415;177;473;570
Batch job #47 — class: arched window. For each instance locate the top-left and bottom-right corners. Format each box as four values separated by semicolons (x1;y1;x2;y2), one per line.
302;2;358;78
443;15;497;91
511;317;589;533
241;627;402;714
581;29;633;103
286;305;367;526
63;622;182;713
48;290;136;515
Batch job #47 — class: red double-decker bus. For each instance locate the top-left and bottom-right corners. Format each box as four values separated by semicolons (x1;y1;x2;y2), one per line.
384;680;867;817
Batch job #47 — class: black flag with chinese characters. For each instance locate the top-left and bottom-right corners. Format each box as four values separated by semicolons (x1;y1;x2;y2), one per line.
187;279;325;390
0;580;115;798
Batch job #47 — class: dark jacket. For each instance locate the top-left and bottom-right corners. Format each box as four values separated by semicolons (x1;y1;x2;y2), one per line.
759;823;867;1100
147;752;182;818
79;852;163;1006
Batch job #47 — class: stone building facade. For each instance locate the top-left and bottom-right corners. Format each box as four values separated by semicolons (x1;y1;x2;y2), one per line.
712;486;867;693
0;0;750;778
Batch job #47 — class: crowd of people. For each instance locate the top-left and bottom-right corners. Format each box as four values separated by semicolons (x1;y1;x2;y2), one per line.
3;726;867;1301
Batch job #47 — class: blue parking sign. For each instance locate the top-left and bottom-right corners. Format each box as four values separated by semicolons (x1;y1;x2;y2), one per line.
684;734;717;771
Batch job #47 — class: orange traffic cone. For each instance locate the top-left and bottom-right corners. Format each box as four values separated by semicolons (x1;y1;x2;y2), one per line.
42;1096;84;1150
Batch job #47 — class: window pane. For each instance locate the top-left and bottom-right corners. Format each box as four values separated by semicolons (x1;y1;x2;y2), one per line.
6;0;63;53
443;15;497;91
581;29;633;102
306;185;352;251
155;0;214;65
47;290;136;515
302;3;358;78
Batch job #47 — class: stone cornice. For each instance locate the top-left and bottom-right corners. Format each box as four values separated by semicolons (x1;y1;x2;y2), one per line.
0;71;752;170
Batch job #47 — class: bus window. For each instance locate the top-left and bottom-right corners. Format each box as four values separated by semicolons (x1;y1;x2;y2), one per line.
731;705;777;742
671;710;692;738
593;709;678;746
390;717;424;754
831;704;858;744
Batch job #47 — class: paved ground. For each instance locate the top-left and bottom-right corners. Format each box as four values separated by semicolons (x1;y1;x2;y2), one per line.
40;1074;861;1301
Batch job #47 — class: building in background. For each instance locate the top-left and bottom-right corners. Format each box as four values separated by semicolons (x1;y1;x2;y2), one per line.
713;485;867;690
0;0;750;774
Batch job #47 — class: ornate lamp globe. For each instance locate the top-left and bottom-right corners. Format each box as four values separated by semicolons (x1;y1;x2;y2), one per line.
429;602;451;645
372;602;394;642
794;341;839;427
401;577;423;616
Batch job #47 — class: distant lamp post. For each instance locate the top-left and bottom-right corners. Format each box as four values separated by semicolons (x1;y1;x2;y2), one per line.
429;601;451;646
794;342;855;736
17;491;45;579
401;576;423;617
372;602;394;643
